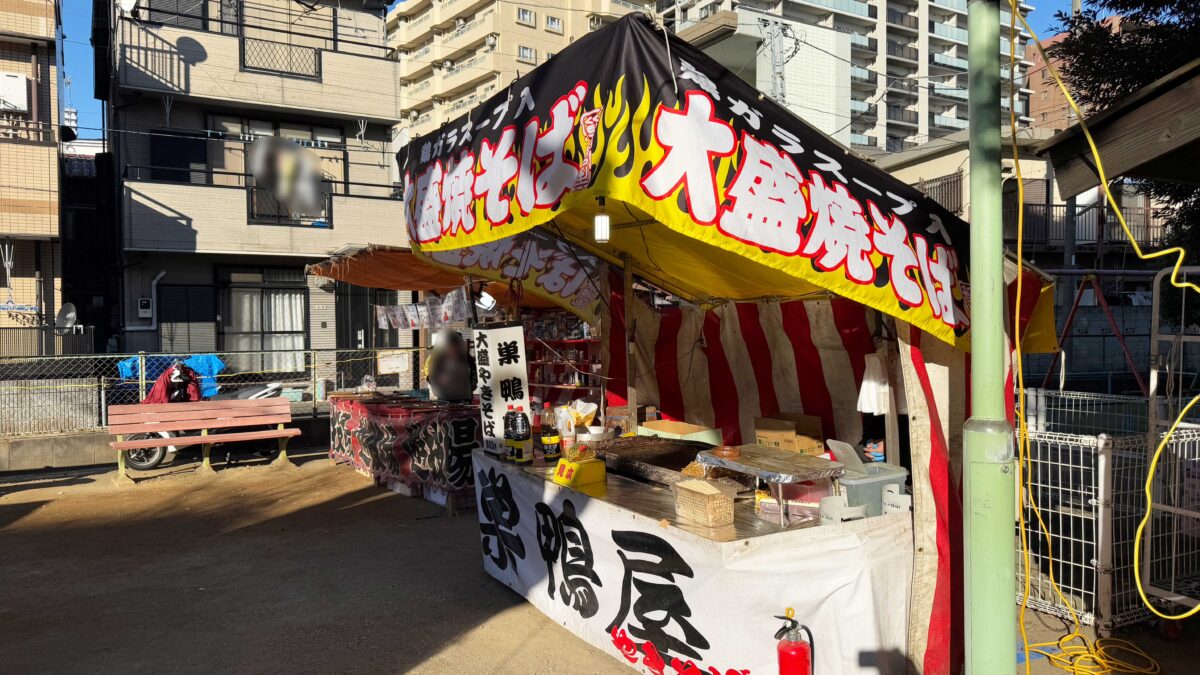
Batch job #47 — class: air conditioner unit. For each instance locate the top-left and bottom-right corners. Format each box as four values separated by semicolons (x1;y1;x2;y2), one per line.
0;73;28;113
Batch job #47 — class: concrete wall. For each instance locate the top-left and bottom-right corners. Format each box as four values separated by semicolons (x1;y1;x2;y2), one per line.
0;0;55;41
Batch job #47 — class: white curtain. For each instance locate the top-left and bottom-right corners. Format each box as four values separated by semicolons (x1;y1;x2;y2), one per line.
224;289;262;373
263;289;304;373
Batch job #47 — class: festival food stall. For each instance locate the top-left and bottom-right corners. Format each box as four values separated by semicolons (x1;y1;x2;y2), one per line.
390;13;1057;674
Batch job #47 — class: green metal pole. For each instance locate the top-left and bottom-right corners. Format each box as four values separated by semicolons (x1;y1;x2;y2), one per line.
965;0;1016;672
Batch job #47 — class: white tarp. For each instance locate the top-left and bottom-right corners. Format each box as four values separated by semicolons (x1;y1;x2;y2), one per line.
473;452;913;674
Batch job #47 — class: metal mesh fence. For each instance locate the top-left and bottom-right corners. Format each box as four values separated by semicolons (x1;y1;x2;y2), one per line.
0;348;419;437
1144;428;1200;608
1017;389;1155;629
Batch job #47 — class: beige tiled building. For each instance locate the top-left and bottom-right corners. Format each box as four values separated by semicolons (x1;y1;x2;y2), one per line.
94;0;409;354
387;0;655;144
0;0;60;332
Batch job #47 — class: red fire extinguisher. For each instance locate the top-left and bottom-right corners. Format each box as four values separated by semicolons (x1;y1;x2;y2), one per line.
774;608;815;675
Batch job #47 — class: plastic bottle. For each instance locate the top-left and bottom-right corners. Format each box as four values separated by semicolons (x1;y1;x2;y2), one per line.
512;405;533;464
539;402;561;461
502;404;516;461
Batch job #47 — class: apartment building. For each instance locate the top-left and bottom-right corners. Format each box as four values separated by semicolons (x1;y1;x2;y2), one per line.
387;0;655;144
92;0;407;359
0;0;60;335
663;0;1035;153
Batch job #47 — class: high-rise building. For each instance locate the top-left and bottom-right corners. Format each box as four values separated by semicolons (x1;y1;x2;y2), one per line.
92;0;407;355
387;0;657;142
0;0;61;340
661;0;1035;152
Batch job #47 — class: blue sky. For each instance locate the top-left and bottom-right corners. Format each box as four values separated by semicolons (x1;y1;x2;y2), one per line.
58;0;1080;141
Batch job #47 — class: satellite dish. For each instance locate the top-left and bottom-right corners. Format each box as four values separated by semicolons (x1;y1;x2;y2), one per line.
485;35;497;49
118;0;138;14
54;302;77;335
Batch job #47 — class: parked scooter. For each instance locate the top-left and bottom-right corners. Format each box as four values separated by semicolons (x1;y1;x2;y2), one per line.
121;381;284;470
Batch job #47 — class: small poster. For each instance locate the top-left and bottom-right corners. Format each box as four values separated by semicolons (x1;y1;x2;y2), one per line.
442;288;469;324
415;304;431;329
386;306;407;330
374;305;390;329
473;322;530;456
404;304;422;330
376;349;413;376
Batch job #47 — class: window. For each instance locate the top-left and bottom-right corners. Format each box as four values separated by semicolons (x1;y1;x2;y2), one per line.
150;134;207;183
545;15;563;32
518;45;536;63
217;267;307;374
1041;112;1047;122
147;0;204;29
517;7;535;26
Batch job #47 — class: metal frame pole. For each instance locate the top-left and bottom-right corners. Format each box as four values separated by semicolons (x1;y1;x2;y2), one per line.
965;0;1016;671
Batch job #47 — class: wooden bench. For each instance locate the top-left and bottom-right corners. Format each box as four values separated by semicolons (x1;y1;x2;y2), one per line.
109;399;301;481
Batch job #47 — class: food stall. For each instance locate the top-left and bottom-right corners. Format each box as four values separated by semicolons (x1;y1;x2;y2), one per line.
391;13;1057;674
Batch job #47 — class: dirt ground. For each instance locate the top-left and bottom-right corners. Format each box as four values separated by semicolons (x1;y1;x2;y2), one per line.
0;452;1194;674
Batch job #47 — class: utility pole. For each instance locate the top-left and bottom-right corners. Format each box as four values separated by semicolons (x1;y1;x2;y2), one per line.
1062;0;1080;282
965;0;1016;672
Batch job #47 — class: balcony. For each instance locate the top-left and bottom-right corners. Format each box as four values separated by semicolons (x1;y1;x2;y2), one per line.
392;7;435;50
849;33;877;52
117;19;401;123
929;21;968;43
886;10;919;31
850;66;878;85
122;166;404;256
930;85;968;101
850;133;878;148
930;52;968;70
785;0;877;22
850;100;878;117
886;137;918;152
887;106;918;125
439;50;496;96
1003;204;1168;249
930;114;969;130
887;42;919;62
887;77;919;95
440;7;498;60
929;0;968;13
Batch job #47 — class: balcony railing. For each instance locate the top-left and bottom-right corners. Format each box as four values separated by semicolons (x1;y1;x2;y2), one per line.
930;0;968;12
0;118;54;144
930;21;968;42
851;67;878;84
849;33;877;51
1003;204;1168;248
930;52;969;70
931;114;969;130
887;107;918;124
850;133;878;147
930;85;969;101
790;0;876;19
887;77;919;94
886;137;919;153
850;100;877;116
914;171;963;214
241;37;320;79
887;42;919;61
886;10;919;29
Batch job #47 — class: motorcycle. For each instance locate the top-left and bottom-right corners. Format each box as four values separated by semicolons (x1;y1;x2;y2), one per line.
122;381;285;471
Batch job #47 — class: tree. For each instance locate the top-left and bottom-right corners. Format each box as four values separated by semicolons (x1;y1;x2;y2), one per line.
1050;2;1200;253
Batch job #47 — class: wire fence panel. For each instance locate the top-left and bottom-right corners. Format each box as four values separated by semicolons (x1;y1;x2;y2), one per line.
1145;429;1200;608
0;348;420;438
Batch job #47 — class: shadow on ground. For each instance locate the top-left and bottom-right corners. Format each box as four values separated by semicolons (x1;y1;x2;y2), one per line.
0;456;628;674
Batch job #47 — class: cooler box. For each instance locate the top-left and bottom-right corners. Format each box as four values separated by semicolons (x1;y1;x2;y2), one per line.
839;464;909;517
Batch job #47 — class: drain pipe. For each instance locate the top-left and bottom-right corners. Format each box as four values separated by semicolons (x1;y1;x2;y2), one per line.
126;270;166;332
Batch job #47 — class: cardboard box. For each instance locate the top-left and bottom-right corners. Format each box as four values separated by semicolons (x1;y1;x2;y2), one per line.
754;414;825;456
636;419;722;446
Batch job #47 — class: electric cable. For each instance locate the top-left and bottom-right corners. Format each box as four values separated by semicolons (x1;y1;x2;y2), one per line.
1010;2;1190;672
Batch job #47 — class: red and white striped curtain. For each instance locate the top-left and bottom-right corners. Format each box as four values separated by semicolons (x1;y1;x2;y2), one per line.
603;282;981;674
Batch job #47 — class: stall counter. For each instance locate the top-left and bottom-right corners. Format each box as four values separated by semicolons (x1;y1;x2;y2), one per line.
473;451;912;674
329;395;480;504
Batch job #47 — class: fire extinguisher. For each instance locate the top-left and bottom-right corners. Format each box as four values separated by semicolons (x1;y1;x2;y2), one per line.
774;608;814;675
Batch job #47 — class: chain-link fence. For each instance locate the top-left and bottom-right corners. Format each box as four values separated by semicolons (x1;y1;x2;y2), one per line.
0;348;421;438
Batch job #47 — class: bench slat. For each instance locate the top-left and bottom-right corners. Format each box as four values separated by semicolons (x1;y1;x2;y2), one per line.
110;414;294;436
109;399;290;414
111;428;301;451
109;404;292;425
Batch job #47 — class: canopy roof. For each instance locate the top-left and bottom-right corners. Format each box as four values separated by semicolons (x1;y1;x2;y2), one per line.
398;13;1053;348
